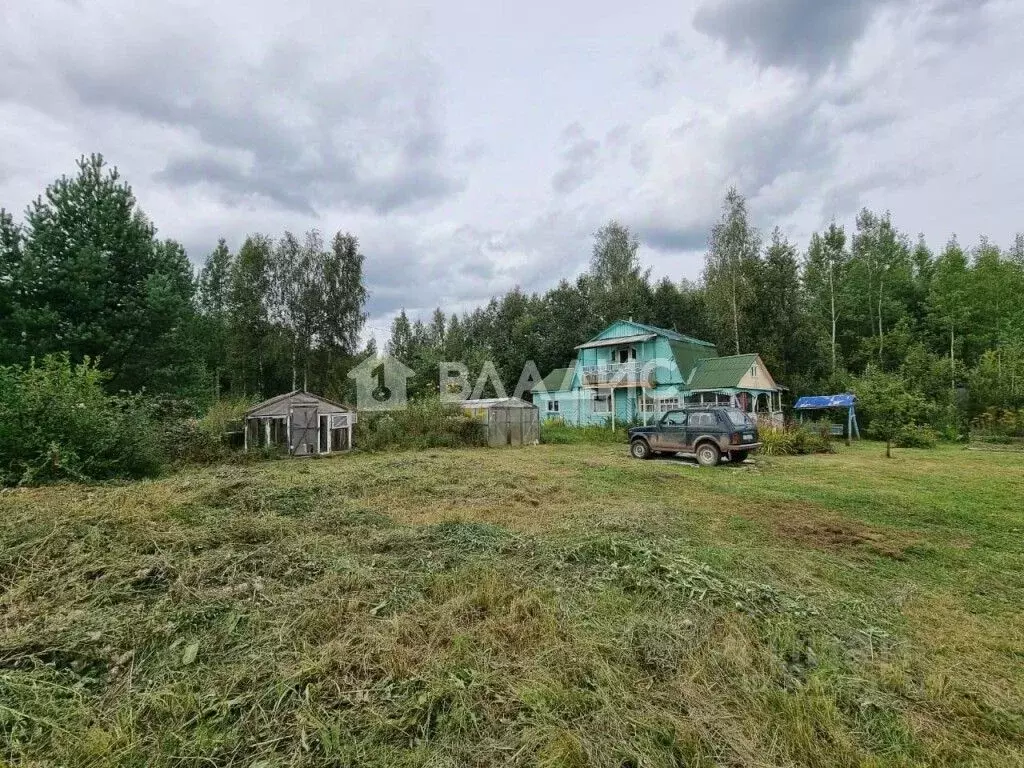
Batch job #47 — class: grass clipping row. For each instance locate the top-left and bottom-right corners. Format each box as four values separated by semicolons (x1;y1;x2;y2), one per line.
0;471;1016;767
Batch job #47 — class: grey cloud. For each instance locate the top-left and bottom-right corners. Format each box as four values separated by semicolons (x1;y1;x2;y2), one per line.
551;125;601;194
693;0;881;75
638;225;708;253
3;13;462;217
692;0;991;76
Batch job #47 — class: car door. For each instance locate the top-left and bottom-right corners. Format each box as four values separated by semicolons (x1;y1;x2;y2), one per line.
684;411;715;451
658;411;688;451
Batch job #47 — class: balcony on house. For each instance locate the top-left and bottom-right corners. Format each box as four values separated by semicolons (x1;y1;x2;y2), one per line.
580;361;654;388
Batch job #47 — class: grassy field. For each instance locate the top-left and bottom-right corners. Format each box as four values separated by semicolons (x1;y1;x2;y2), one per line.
1;442;1022;767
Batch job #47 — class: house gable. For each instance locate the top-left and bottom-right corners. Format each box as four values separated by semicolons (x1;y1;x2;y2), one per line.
737;355;778;390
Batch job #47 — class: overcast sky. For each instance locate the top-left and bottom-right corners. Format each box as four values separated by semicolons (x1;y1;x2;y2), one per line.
2;0;1022;343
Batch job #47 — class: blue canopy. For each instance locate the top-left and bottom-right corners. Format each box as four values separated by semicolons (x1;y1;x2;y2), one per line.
793;394;855;410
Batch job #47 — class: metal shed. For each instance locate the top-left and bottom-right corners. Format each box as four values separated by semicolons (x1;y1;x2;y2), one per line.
459;398;540;447
244;390;357;456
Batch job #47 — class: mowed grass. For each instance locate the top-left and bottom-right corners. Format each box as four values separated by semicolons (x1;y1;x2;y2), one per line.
1;443;1022;767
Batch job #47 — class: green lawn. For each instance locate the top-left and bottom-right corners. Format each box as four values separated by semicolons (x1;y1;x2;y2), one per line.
1;443;1022;766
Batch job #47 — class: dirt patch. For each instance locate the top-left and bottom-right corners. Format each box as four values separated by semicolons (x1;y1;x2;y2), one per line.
777;518;914;560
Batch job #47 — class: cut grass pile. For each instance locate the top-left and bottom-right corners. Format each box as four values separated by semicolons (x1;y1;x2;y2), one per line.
1;443;1022;766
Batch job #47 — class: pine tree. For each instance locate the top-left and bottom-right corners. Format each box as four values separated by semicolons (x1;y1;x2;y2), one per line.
16;154;199;395
0;209;23;364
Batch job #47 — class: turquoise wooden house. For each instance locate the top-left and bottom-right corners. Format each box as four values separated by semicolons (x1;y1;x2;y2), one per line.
531;320;784;427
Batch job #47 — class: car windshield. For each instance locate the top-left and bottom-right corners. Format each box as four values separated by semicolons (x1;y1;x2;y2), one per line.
724;408;751;427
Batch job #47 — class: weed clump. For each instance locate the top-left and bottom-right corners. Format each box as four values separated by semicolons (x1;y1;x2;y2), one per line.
356;398;487;451
760;424;834;456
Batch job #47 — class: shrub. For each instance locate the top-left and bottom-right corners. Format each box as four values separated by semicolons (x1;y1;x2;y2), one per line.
759;424;834;456
355;398;487;451
970;408;1024;441
893;424;939;449
0;355;162;485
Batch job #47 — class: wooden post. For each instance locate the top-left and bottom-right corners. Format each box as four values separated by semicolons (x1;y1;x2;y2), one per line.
327;417;333;454
347;421;353;450
243;418;249;452
611;388;616;432
264;419;270;448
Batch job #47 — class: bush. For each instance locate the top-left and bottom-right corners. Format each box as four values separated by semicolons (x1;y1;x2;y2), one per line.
161;397;257;463
0;355;162;485
970;408;1024;440
355;398;487;451
893;424;939;449
759;424;834;456
540;418;628;445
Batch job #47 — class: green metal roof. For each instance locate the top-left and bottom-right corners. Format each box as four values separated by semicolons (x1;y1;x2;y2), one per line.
531;367;574;393
669;340;718;383
686;354;760;390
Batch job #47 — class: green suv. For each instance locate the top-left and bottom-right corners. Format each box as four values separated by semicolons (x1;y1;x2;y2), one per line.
627;407;761;466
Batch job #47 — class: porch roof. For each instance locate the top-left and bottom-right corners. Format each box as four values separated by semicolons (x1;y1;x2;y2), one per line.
575;333;656;349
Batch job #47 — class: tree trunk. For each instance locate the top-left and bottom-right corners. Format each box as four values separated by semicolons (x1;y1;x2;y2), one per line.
291;334;298;391
730;266;740;355
886;439;892;459
829;259;837;372
950;324;956;395
258;349;264;397
877;272;885;363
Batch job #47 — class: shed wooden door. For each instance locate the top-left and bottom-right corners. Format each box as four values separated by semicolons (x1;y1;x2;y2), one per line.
290;405;318;455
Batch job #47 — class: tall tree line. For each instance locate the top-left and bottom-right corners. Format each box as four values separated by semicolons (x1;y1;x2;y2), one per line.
3;158;1021;420
0;155;370;408
389;194;1024;420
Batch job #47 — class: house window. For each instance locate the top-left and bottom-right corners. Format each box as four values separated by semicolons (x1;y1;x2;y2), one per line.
659;397;679;412
547;400;560;413
616;347;637;364
641;396;657;412
750;364;757;377
593;392;612;413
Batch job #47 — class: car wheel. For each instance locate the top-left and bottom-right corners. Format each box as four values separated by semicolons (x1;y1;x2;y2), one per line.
731;450;749;463
696;442;720;467
630;439;651;460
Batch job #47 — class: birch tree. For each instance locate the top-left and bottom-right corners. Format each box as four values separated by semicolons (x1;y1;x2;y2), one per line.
927;238;970;394
704;188;760;355
804;223;848;373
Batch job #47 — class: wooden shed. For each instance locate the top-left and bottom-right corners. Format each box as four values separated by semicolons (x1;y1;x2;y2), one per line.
459;398;540;447
244;390;356;456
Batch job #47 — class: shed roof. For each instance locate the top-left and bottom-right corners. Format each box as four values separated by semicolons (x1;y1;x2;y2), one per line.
686;354;761;390
245;390;351;418
794;394;855;410
458;397;537;409
531;367;574;393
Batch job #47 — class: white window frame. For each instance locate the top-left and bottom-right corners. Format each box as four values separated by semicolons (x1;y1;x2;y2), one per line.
547;400;560;413
593;391;612;414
